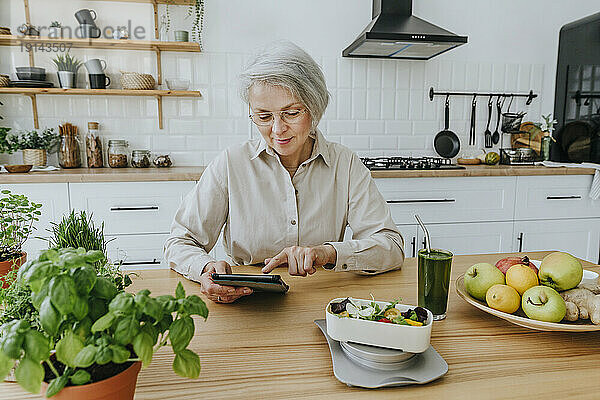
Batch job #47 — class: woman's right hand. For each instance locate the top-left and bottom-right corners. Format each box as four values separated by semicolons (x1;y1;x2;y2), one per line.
200;261;253;303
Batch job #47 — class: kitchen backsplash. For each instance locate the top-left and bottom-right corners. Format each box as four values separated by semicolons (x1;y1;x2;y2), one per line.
0;49;544;166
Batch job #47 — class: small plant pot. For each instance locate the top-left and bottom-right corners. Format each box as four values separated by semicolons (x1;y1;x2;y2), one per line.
0;252;26;289
57;71;76;89
48;26;63;38
41;361;142;400
174;30;189;42
22;148;47;166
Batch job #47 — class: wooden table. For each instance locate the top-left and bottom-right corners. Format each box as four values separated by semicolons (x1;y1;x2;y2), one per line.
2;251;599;399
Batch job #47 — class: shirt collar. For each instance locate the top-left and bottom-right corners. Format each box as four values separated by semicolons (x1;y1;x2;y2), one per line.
250;129;331;167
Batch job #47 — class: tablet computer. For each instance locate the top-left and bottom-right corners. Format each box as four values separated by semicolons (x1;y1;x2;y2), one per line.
211;273;289;293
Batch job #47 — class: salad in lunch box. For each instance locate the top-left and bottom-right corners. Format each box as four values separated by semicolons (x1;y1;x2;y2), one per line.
329;297;429;326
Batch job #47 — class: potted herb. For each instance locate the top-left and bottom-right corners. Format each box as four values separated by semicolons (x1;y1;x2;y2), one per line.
163;0;205;48
0;127;18;154
52;53;82;89
0;247;207;399
0;190;42;287
10;128;60;166
48;21;63;39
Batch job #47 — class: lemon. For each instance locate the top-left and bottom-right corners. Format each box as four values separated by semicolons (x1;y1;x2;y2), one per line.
506;264;539;295
485;284;521;313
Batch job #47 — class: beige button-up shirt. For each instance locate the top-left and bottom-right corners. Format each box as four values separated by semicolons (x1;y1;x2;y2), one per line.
164;130;404;282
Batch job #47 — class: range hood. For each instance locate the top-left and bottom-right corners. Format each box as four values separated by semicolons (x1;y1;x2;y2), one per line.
343;0;467;60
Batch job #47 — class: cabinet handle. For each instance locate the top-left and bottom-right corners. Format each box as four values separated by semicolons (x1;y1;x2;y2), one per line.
546;195;581;200
411;236;416;257
120;260;161;266
517;232;524;252
387;199;456;204
110;206;159;212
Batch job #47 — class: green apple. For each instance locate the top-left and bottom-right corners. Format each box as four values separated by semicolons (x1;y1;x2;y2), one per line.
521;285;566;322
538;252;583;291
464;263;505;301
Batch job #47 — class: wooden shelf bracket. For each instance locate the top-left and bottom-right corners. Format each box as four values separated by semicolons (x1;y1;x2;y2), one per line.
24;93;39;129
156;95;163;129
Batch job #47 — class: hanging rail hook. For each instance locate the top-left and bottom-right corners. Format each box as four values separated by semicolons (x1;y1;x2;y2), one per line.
445;93;450;107
526;90;535;106
507;94;514;112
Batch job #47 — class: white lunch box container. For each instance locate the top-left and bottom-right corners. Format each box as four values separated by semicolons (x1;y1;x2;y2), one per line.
325;297;433;353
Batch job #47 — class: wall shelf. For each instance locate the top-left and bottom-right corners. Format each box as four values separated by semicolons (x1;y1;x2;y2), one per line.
0;88;202;129
0;35;200;53
0;0;202;130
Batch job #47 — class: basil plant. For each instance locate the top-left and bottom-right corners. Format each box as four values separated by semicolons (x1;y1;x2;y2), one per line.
0;247;208;397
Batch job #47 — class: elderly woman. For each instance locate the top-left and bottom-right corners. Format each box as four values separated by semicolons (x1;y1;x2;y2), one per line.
165;41;404;303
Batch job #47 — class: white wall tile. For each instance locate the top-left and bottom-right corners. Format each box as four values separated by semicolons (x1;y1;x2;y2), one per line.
381;90;396;120
396;63;410;90
370;135;397;150
409;62;425;91
336;88;352;119
395;90;410;120
367;60;382;89
341;136;369;150
356;120;385;135
337;59;352;89
366;89;381;120
327;120;356;135
382;60;396;89
352;59;367;89
351;89;366;120
385;120;411;135
187;135;220;151
169;120;202;135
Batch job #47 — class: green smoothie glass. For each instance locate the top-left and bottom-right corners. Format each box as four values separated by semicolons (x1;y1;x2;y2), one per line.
418;248;453;321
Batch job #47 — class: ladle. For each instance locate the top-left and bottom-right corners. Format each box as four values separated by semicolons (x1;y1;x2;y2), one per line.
414;215;431;254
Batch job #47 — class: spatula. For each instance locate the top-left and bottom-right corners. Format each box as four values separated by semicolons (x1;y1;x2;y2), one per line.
484;96;493;148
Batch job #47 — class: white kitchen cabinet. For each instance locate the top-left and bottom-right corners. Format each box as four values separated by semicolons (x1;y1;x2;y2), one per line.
69;181;195;235
513;219;600;264
1;183;70;259
70;181;195;268
375;176;516;224
415;222;514;256
106;233;169;270
396;225;418;258
515;175;600;220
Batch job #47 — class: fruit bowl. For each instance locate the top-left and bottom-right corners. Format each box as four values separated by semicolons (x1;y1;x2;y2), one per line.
325;298;433;352
4;164;33;173
455;274;600;332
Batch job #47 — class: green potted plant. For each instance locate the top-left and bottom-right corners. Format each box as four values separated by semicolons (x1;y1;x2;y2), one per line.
0;247;207;399
11;127;60;166
48;21;63;39
163;0;205;48
0;127;19;155
0;190;42;287
52;52;82;89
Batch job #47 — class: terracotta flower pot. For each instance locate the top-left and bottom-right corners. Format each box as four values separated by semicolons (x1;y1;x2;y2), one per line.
0;252;27;289
42;361;142;400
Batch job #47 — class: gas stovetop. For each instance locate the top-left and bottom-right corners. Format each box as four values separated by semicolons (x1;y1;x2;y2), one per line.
361;157;465;170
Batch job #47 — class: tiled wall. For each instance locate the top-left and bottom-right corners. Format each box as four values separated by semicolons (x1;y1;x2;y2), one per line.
0;48;544;165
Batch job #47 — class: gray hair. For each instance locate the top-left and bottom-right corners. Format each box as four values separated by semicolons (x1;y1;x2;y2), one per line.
240;41;330;131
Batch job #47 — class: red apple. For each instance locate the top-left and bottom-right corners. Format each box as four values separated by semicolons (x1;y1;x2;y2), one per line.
495;256;538;274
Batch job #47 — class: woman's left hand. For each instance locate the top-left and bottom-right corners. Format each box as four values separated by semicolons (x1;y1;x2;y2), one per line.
262;244;336;276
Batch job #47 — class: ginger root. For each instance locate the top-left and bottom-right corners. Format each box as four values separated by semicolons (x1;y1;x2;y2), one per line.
579;278;600;295
564;301;579;322
560;288;600;324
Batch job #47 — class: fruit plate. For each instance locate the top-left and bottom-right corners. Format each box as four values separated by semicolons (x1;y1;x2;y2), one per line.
455;274;600;332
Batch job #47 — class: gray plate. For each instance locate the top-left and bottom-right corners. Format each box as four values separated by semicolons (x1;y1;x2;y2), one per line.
315;319;448;388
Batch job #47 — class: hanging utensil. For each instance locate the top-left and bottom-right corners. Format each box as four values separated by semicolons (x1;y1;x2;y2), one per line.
492;96;502;145
469;95;477;146
434;95;461;158
484;95;493;148
414;215;431;254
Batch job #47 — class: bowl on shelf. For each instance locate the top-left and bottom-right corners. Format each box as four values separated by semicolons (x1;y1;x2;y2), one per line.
166;79;190;91
4;164;33;173
15;66;46;81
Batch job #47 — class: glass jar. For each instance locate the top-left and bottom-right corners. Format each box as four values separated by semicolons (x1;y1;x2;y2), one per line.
58;134;81;168
131;150;151;168
85;122;103;168
107;139;129;168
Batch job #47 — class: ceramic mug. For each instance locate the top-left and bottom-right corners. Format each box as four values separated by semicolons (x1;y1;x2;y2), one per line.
84;59;107;74
89;74;111;89
75;9;97;25
78;24;101;39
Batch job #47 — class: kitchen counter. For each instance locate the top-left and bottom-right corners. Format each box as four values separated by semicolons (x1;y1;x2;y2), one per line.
0;164;596;183
2;251;599;400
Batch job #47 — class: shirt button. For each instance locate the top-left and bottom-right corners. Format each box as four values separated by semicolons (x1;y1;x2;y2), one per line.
291;219;296;225
342;264;348;270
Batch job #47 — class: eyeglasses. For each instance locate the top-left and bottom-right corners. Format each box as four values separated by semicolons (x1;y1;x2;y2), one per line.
248;108;308;126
